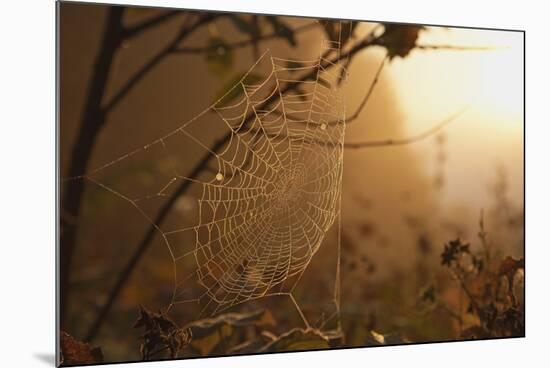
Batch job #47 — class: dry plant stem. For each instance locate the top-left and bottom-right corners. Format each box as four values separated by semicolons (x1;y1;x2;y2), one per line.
289;293;311;330
478;210;491;264
452;263;481;317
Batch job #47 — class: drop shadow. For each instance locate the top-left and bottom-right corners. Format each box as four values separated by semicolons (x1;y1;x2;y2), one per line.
34;353;56;366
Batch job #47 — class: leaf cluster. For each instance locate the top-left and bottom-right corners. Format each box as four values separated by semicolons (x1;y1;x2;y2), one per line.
439;234;524;339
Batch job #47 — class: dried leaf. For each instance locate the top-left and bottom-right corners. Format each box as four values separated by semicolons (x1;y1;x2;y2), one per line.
441;238;470;266
377;24;425;60
60;331;103;365
499;256;524;291
133;306;191;360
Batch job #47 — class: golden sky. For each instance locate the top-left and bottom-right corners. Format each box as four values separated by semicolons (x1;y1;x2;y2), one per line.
380;27;523;210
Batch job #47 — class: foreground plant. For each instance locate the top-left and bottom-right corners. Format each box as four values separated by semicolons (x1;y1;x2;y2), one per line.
439;216;524;338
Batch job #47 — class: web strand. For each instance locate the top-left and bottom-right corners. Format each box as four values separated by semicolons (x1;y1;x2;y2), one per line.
74;20;351;330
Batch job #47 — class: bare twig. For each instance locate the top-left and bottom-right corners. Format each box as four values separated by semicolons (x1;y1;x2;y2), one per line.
103;14;218;113
416;44;507;51
248;108;466;150
124;10;182;39
343;108;467;149
342;54;388;125
60;7;125;326
171;21;319;54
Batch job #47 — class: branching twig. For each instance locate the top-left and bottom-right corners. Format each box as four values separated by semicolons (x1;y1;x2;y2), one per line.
343;108;467;149
60;7;125;325
103;14;217;113
124;10;182;39
171;21;319;54
249;108;466;149
342;54;388;125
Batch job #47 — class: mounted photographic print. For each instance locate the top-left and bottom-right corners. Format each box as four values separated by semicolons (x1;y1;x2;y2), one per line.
57;1;525;366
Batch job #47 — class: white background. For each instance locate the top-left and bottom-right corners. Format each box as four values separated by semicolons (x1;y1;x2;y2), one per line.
1;0;548;367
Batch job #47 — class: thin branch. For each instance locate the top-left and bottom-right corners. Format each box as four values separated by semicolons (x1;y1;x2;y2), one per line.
416;44;507;51
343;108;467;149
343;54;388;125
247;108;465;149
124;10;182;39
172;21;319;54
60;7;125;326
103;14;218;114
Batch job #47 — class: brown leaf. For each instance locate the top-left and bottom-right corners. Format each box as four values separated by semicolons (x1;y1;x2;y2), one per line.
133;306;191;360
378;24;425;60
499;256;524;291
60;331;103;365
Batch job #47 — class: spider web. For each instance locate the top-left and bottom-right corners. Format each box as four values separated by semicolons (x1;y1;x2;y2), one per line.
77;21;349;329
